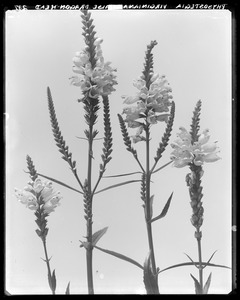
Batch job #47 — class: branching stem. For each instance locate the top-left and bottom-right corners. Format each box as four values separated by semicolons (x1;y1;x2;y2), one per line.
145;125;158;280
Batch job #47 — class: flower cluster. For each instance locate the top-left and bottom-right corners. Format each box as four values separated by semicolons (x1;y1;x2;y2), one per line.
70;38;117;100
15;178;61;214
170;127;221;168
122;74;172;143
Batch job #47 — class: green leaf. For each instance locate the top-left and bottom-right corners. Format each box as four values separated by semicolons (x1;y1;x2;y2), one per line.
94;245;143;270
92;227;108;247
203;273;212;294
203;251;217;269
65;282;70;294
190;273;202;294
184;253;195;264
158;261;231;274
36;172;83;194
94;180;141;195
150;192;173;223
143;252;159;294
152;160;173;174
48;269;56;294
103;171;142;178
51;270;56;294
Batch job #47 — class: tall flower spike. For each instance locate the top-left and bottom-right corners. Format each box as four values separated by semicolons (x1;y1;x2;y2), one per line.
170;127;221;168
70;10;117;101
99;95;113;174
118;113;138;157
121;41;172;141
47;87;83;189
170;101;221;169
154;101;175;163
15;158;62;240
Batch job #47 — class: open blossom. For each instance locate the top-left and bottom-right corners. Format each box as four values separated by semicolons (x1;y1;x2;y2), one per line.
170;127;221;168
121;74;172;143
70;38;117;99
15;178;61;214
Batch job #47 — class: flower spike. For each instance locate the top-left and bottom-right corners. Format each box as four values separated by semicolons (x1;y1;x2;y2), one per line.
154;101;175;164
47;87;83;190
70;10;117;101
121;41;172;141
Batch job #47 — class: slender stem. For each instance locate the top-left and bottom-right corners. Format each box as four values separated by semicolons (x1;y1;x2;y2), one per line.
145;126;157;277
196;229;203;293
42;239;55;295
86;124;94;294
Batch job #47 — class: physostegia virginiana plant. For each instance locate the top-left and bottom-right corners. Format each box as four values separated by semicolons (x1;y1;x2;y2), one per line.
15;10;117;294
88;40;175;294
13;11;231;295
158;100;230;294
14;155;63;294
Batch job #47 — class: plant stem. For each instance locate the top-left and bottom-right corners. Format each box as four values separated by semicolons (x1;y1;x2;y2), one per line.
196;229;203;293
86;124;94;294
42;239;55;295
145;126;157;279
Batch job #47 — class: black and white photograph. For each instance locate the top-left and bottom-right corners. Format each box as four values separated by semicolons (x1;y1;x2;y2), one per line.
5;5;234;294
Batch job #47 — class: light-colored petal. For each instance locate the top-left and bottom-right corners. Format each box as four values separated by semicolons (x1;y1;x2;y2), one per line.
132;135;145;143
133;78;146;90
94;38;103;45
122;95;139;104
171;157;191;168
198;129;210;145
201;142;218;153
203;152;221;163
72;66;85;75
155;114;169;122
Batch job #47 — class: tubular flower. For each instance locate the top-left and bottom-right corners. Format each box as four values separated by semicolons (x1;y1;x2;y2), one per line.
70;38;117;100
15;178;61;214
170;127;221;168
122;74;172;143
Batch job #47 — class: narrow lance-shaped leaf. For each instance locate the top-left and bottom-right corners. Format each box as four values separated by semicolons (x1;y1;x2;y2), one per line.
150;192;173;223
184;253;195;264
94;245;143;270
103;171;142;178
203;250;217;270
65;282;70;295
48;269;56;294
203;273;212;294
94;180;141;195
35;172;83;194
152;160;173;174
92;227;108;247
190;273;202;294
158;261;231;274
